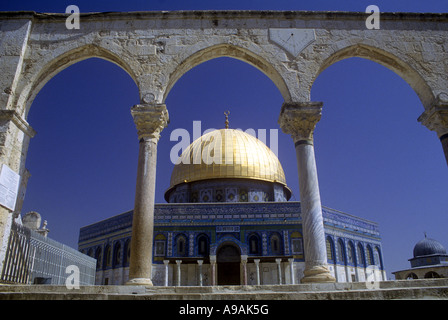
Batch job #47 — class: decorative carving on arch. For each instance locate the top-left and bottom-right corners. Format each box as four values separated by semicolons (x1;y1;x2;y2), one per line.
210;236;247;256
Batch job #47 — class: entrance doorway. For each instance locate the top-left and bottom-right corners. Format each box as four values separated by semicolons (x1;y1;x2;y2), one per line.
217;243;241;285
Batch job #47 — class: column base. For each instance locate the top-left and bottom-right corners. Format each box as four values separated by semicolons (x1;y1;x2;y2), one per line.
125;278;154;286
301;265;336;283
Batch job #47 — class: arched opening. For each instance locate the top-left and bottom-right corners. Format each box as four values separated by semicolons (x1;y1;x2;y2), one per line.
197;234;210;257
175;234;188;257
95;247;102;270
326;236;335;264
159;56;299;204
337;238;347;266
248;233;261;255
163;44;293;103
270;232;283;256
113;241;122;268
357;243;366;268
424;271;441;279
217;243;241;285
347;241;356;266
311;55;448;279
406;272;418;280
21;57;140;250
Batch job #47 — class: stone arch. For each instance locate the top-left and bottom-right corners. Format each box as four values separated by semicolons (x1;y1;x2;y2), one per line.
424;271;441;278
406;272;418;280
211;236;246;256
310;43;435;109
17;44;140;119
162;43;295;103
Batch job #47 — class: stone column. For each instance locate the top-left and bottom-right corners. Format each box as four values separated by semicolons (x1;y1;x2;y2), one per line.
197;260;203;286
241;255;248;285
278;102;335;283
210;255;217;286
0;110;35;272
275;258;282;284
163;260;170;286
126;104;169;286
418;96;448;166
288;258;295;285
254;259;261;285
176;260;182;286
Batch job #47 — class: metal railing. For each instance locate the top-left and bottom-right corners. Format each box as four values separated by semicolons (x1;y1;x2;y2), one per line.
1;222;96;285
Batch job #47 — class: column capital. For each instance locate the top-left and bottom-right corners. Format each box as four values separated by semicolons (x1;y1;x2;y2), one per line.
131;104;169;142
278;101;322;144
418;97;448;138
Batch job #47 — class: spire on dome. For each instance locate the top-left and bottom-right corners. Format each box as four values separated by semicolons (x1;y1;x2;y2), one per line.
224;110;230;129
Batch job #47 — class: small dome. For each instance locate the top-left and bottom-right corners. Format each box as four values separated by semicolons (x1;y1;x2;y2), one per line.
413;236;447;258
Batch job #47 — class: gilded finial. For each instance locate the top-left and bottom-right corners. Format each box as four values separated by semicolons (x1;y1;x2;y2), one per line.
224;110;230;129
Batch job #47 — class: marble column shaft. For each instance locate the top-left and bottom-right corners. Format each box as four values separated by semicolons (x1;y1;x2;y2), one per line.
176;260;182;286
127;104;169;286
275;258;282;284
288;258;295;285
241;255;248;285
210;255;217;286
163;260;170;286
197;260;203;286
278;102;335;283
254;259;260;285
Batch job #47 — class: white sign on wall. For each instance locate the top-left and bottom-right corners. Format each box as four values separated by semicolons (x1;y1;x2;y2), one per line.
0;164;20;211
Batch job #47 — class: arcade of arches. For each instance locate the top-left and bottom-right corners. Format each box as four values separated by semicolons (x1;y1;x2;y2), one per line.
0;10;447;285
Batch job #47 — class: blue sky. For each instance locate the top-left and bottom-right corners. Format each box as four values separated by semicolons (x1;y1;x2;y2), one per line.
1;0;447;279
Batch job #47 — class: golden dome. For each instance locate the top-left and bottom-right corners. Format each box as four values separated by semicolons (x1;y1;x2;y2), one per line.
167;129;290;196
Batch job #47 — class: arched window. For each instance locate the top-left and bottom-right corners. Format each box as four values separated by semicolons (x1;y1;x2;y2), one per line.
337;239;346;265
248;234;261;255
105;245;112;267
176;234;187;257
87;248;94;258
366;245;374;265
95;247;102;269
290;231;303;255
374;246;383;268
197;234;209;256
154;234;167;257
424;271;441;278
123;239;131;266
326;236;335;262
406;273;418;280
347;241;356;265
270;233;282;255
113;241;122;267
357;243;366;267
